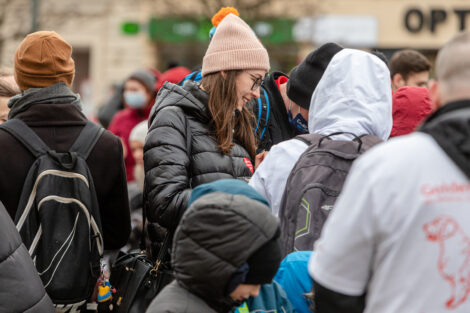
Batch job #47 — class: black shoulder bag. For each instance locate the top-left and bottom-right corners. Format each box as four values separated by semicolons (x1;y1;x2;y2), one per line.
109;112;193;313
109;205;174;313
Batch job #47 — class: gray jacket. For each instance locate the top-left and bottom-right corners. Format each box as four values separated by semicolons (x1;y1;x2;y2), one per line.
0;204;54;313
146;192;280;313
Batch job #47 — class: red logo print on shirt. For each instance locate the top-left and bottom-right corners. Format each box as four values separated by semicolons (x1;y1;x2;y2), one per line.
423;216;470;309
243;158;254;174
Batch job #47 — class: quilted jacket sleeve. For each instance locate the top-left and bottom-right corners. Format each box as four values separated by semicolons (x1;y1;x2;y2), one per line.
144;106;192;229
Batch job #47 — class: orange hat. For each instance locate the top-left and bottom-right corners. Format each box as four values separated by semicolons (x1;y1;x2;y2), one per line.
14;31;75;90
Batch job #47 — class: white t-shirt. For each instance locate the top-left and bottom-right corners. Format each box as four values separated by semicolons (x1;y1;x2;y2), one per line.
309;132;470;313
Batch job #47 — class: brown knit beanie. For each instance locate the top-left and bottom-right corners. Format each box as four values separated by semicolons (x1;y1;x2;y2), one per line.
201;14;269;76
14;31;75;90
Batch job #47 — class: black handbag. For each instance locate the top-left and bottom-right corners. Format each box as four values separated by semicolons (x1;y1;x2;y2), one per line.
108;113;192;312
109;204;174;313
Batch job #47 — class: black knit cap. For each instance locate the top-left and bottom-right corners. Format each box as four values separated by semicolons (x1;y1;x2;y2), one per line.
244;229;282;285
286;42;343;109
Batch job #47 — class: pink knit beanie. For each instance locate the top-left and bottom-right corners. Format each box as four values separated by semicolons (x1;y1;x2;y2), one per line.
201;14;270;76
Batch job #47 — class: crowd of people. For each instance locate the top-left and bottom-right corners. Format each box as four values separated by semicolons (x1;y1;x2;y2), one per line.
0;5;469;313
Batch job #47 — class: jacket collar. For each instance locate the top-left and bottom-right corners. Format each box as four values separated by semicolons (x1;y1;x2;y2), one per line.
150;81;211;125
420;99;470;179
13;101;88;126
8;82;81;119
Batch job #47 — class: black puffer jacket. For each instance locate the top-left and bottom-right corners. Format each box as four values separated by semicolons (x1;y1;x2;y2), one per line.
146;191;280;313
144;81;254;229
0;204;54;313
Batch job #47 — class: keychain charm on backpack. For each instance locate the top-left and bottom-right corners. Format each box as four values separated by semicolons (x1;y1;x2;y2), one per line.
97;261;116;312
97;279;116;312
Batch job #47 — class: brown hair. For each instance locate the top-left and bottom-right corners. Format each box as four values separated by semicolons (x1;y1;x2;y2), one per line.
0;79;20;98
389;49;431;80
200;70;256;159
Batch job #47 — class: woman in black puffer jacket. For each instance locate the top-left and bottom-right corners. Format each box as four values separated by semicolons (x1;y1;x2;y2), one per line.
144;13;270;230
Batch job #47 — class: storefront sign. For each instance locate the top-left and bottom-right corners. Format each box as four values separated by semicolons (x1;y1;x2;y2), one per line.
144;18;294;44
405;8;470;33
293;15;378;47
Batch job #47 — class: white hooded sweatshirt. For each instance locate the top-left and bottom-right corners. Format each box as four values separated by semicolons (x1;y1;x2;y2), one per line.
249;48;392;216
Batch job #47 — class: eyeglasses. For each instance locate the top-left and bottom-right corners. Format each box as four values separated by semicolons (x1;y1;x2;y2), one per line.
246;72;265;91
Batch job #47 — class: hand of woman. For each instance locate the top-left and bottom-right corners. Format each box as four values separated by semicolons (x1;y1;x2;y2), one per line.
254;150;268;170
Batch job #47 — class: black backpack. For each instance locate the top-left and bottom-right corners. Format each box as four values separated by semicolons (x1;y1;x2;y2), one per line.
0;119;105;311
279;132;382;256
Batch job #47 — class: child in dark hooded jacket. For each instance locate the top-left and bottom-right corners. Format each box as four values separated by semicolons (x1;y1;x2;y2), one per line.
146;179;283;313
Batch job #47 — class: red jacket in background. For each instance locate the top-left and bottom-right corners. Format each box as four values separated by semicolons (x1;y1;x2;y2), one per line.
156;66;191;90
108;105;152;181
390;86;432;138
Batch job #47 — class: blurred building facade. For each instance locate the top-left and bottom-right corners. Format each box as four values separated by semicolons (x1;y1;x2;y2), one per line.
0;0;468;116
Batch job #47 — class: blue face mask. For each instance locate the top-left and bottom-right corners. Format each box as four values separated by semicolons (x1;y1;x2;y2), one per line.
288;103;308;134
124;91;147;109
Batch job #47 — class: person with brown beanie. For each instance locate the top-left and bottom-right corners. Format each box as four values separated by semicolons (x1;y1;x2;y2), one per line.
146;179;283;313
0;31;131;308
144;13;269;236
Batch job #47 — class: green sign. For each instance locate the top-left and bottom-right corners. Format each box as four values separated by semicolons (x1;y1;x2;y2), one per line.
122;22;140;34
251;18;295;44
122;17;295;44
148;18;212;42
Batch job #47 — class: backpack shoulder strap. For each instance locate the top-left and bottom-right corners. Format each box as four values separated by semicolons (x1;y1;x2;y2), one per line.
259;87;270;140
69;121;104;159
294;133;324;146
0;119;49;157
358;134;383;150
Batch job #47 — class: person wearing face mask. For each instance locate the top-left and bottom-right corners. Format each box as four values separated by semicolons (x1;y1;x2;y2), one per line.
250;44;392;216
108;69;156;181
249;44;344;169
144;13;269;235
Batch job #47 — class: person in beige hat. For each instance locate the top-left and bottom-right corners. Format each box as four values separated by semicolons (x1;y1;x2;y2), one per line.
0;31;131;310
144;13;269;245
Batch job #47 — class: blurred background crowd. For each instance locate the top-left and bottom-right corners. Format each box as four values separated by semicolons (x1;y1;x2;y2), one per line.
0;0;465;120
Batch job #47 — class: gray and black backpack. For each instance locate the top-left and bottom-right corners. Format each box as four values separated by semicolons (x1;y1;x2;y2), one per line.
0;119;104;312
279;132;382;256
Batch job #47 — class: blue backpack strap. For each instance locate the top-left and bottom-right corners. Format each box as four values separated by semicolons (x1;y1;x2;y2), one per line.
179;71;202;86
254;87;269;135
69;121;104;159
193;71;202;83
254;97;263;134
260;88;269;140
0;119;49;157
